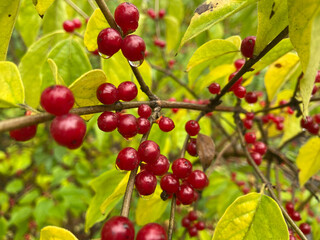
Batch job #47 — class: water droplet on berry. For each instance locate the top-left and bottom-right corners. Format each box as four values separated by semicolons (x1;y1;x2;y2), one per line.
139;192;154;200
129;59;143;67
98;52;111;59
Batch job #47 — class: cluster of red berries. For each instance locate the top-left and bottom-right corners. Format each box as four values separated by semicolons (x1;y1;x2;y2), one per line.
186;138;197;156
261;112;285;131
311;70;320;95
244;130;267;166
97;3;146;66
41;85;86;149
9;111;38;142
181;211;206;237
101;216;167;240
300;114;320;135
147;8;165;19
62;18;82;33
231;172;251;194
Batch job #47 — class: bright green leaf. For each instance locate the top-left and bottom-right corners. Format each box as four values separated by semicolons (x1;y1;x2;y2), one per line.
40;226;78;240
165;16;180;53
297;137;320;186
42;0;67;35
287;0;320;116
34;0;56;16
0;0;20;60
9;206;32;226
47;58;65;85
168;0;184;24
254;0;288;55
5;179;24;194
0;217;8;239
212;192;289;240
179;0;256;50
0;61;24;108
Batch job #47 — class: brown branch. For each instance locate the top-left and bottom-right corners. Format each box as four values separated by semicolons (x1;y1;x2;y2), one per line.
168;194;176;240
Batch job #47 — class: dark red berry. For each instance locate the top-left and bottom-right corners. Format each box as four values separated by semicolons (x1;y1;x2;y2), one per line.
160;173;179;194
145;154;170;176
187;170;209;190
242;187;250;194
188;226;198;237
172;158;192;179
101;216;134;240
63;20;75;32
97;83;118;105
97;28;122;57
158;9;166;19
137;117;151;134
299;223;311;235
195;221;205;230
121;35;146;62
73;18;82;29
187;138;197;156
253;141;267;155
276;122;284;131
138;140;160;164
177;183;195;205
188;211;198;221
158;117;175;132
138;104;152;118
97;111;119;132
50;113;86;149
116;147;139;171
308;122;319;135
241;36;256;58
168;59;175;69
118;81;138;101
114;2;139;35
245;91;258;104
234;59;245;69
315;70;320;83
147;9;156;19
285;202;295;215
300;116;313;129
41;85;74;116
291;211;301;221
312;85;318;95
243;119;253;129
154;39;166;48
185;120;200;136
314;113;320;124
136;223;167;240
250;152;262;166
182;217;191;228
233;85;246;98
228;72;243;91
246;112;255;120
10;125;37;141
208;83;220;94
135;171;157;196
117;114;138;138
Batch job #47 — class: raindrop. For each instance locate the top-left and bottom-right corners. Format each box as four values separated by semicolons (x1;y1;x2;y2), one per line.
129;59;143;67
99;52;111;59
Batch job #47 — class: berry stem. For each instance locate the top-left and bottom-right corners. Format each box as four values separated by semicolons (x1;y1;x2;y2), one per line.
64;0;89;19
167;194;176;240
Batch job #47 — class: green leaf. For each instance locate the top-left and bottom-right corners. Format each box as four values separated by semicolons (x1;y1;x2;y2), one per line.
19;189;40;204
0;0;20;60
212;192;289;240
47;58;65;85
85;169;127;232
287;0;320;116
0;217;8;239
296;137;320;186
40;226;78;240
5;179;24;194
0;61;24;108
264;53;300;101
179;0;256;50
19;31;67;107
34;197;54;225
135;186;169;226
9;206;32;226
168;0;184;24
33;0;56;16
165;16;180;53
42;0;67;35
254;0;288;55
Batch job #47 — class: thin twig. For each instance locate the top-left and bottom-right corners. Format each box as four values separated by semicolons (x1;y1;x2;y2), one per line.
87;0;97;10
168;195;176;240
64;0;89;19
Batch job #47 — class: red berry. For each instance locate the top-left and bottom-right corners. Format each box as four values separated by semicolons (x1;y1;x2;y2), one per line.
289;234;296;240
195;221;205;230
160;173;179;194
261;115;269;124
177;183;195;205
250;152;262;166
172;158;192;179
246;112;255;120
300;116;313;129
241;36;256;58
72;18;82;29
208;83;220;94
234;59;245;69
188;211;198;221
188;226;198;237
97;83;119;105
291;211;301;221
116;147;139;171
182;217;191;228
136;223;167;240
101;216;135;240
118;81;138;101
245;91;258;104
168;59;175;69
145;154;170;176
312;85;318;95
242;187;250;194
228;72;243;91
231;172;237;181
236;181;245;187
253;141;267;155
299;223;311;235
41;85;74;116
97;28;122;57
244;132;257;144
138;104;152;118
243;119;253;129
137;117;151;134
63;20;75;32
233;85;246;98
50;113;86;149
147;9;156;19
121;35;146;62
276;122;284;131
187;138;197;156
158;117;175;132
10;125;37;141
97;111;119;132
135;171;157;196
308;122;319;135
187;170;209;190
138;140;160;164
158;9;166;19
117;114;138;138
285;202;295;215
114;2;139;35
154;39;166;48
314;113;320;123
315;70;320;83
185;120;200;136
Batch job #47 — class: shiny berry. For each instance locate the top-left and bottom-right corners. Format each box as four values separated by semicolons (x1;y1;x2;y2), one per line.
97;83;118;105
245;91;258;104
10;125;37;141
114;2;139;35
308;122;319;135
234;59;245;69
72;18;82;29
246;112;255;120
158;9;166;18
244;132;256;144
314;113;320;123
291;211;301;221
135;171;157;196
241;36;256;58
136;223;167;240
243;119;253;129
187;138;197;156
145;154;170;176
188;211;198;221
138;104;152;118
97;111;119;132
182;217;191;228
50;113;86;149
160;174;179;194
233;85;246;98
147;9;156;19
250;152;262;166
276;122;284;131
177;183;195;205
187;170;209;190
253;141;267;155
63;20;75;32
158;117;175;132
101;216;134;240
97;28;122;57
228;72;243;91
185;120;200;136
195;221;205;230
188;226;198;237
121;35;146;62
138;140;160;164
299;223;311;235
116;147;139;171
117;114;138;138
118;81;138;101
300;116;313;129
137;117;151;134
208;83;220;94
285;202;295;215
172;158;192;179
41;85;74;116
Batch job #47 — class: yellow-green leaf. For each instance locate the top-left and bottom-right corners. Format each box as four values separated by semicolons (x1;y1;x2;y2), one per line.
165;16;180;53
287;0;320;116
0;61;24;108
0;0;20;60
134;61;152;101
179;0;256;50
34;0;56;16
254;0;288;55
40;226;78;240
212;192;288;240
47;58;64;85
42;0;67;35
84;8;109;52
297;137;320;186
135;186;169;226
168;0;184;24
279;114;301;147
264;53;300;101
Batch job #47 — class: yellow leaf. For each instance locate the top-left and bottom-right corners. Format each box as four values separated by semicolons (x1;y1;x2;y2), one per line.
34;0;56;16
297;137;320;186
47;58;64;85
134;61;152;101
84;9;110;52
40;226;78;240
279;114;301;146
